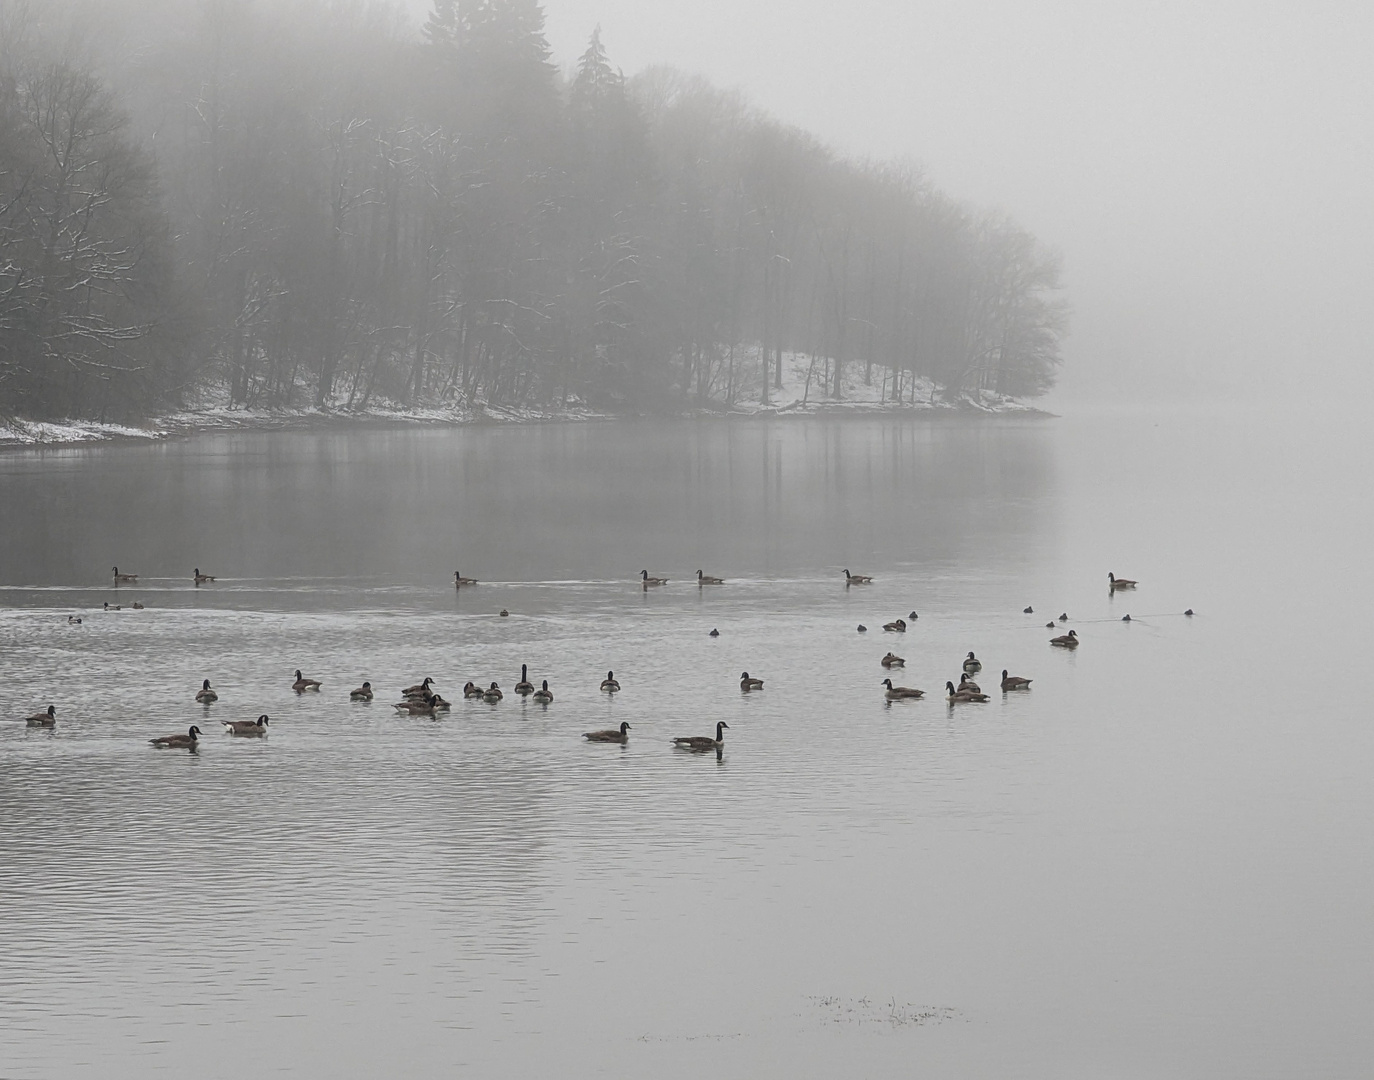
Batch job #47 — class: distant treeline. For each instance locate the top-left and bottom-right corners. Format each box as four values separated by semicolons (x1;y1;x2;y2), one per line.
0;0;1066;421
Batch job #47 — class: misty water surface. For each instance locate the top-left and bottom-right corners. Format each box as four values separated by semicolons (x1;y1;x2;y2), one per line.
1;410;1371;1078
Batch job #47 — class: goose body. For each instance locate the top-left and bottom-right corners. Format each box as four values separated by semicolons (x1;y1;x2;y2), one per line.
1001;670;1033;691
25;705;57;727
104;602;121;611
740;671;764;691
600;671;620;692
112;566;137;583
223;715;269;736
946;681;989;703
292;670;322;692
962;652;982;673
1023;606;1034;614
463;681;484;699
131;602;145;610
193;569;215;584
709;628;720;637
584;721;630;743
883;618;907;633
350;682;374;701
454;572;477;587
857;624;867;632
1108;572;1137;590
533;680;553;703
697;570;725;585
640;570;668;586
881;678;924;700
514;665;535;695
1051;630;1079;648
673;721;728;751
151;725;201;748
844;569;872;584
958;674;982;694
482;682;503;703
402;677;434;698
195;679;218;704
68;616;82;624
1058;613;1069;622
395;695;438;715
881;652;905;668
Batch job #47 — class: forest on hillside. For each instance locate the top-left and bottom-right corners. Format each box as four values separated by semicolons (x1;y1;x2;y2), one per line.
0;0;1067;422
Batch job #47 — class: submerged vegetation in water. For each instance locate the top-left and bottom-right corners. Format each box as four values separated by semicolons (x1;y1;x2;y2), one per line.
0;0;1066;425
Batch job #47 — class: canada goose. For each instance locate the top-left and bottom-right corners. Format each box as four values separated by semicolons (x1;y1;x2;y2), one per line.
430;694;451;710
641;570;668;586
402;677;435;698
67;615;82;624
844;569;872;584
908;611;918;621
1058;613;1068;622
881;678;924;700
103;602;121;611
195;679;218;704
350;682;374;701
1045;621;1056;628
223;715;269;736
584;721;630;743
151;725;201;748
673;721;728;750
601;671;620;692
740;671;764;691
1050;629;1079;648
463;681;484;699
395;695;438;715
709;628;720;637
883;618;907;632
857;624;868;632
131;602;145;610
697;570;725;585
1023;606;1034;614
193;568;215;584
25;705;56;727
514;665;535;695
963;652;982;673
112;566;137;583
1001;670;1032;690
881;652;905;668
946;681;989;703
1122;614;1132;622
1184;609;1194;616
483;682;503;703
454;571;477;586
533;680;553;703
292;669;322;692
958;673;982;694
1108;572;1137;590
499;609;509;616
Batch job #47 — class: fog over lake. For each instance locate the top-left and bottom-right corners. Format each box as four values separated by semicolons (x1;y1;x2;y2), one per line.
3;406;1371;1078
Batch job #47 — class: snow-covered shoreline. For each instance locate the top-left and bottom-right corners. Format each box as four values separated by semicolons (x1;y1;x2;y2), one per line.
0;355;1050;450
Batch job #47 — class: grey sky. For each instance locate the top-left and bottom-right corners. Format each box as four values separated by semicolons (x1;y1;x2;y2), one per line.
408;0;1374;401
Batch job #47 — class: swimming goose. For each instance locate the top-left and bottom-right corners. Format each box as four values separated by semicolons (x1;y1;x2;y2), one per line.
514;665;535;695
857;624;867;632
350;682;374;701
946;681;989;703
963;652;982;673
709;628;720;637
151;725;201;748
1058;613;1068;622
740;671;764;691
1045;621;1056;628
881;652;905;668
112;566;137;583
454;571;477;587
482;682;503;703
881;678;924;700
584;721;630;743
844;569;873;584
640;570;668;586
1001;670;1032;690
673;721;728;751
600;671;620;692
697;570;725;585
67;615;82;624
883;618;907;632
223;715;269;735
402;677;435;698
395;695;438;715
104;602;121;611
499;609;509;616
292;670;322;692
463;681;484;699
25;705;57;727
1050;629;1079;648
131;602;145;610
195;679;218;704
1108;572;1137;590
193;568;215;584
1122;614;1132;622
958;673;982;694
1023;606;1034;614
908;611;919;621
1184;609;1194;617
533;680;553;703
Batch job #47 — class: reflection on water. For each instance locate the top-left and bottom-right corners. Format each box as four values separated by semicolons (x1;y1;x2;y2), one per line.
1;410;1372;1078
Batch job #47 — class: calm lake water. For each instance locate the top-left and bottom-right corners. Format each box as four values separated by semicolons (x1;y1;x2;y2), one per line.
1;407;1371;1078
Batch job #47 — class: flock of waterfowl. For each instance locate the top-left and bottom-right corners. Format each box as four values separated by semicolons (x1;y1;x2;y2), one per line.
15;567;1189;754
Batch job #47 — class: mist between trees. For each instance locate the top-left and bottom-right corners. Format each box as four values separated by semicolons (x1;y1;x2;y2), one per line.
0;0;1067;424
